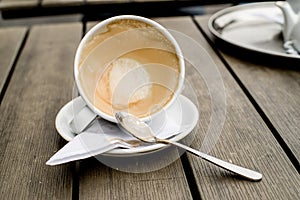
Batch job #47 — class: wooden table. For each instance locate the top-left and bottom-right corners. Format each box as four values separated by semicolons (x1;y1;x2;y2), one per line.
0;0;217;19
0;1;275;19
0;15;299;199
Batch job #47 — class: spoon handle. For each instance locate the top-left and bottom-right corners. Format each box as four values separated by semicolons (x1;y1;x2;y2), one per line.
159;139;262;181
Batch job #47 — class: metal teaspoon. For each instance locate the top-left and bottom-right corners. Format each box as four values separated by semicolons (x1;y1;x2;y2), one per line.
115;111;262;181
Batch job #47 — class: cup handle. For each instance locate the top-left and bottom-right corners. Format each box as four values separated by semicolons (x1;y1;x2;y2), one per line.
69;97;98;134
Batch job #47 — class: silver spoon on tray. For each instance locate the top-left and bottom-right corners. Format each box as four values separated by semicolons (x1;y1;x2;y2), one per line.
115;112;262;181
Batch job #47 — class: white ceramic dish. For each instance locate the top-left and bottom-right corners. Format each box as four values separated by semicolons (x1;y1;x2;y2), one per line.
208;2;300;59
55;95;199;155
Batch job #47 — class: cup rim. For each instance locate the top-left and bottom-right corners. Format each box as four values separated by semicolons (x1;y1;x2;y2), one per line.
74;15;185;123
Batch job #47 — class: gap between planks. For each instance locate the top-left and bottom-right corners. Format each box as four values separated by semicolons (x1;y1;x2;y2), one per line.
190;16;300;173
0;28;29;104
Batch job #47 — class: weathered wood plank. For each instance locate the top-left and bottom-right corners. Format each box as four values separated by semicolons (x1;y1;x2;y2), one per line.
79;151;193;200
0;26;27;96
41;0;84;7
0;0;38;10
1;0;37;2
86;0;128;4
195;15;300;164
156;16;300;200
132;0;172;2
0;23;82;199
0;14;83;27
76;21;193;200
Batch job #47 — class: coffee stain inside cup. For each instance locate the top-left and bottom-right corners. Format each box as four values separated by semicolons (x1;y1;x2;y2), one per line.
78;19;181;118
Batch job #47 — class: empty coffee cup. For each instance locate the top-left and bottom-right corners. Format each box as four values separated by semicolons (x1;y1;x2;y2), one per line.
70;15;185;133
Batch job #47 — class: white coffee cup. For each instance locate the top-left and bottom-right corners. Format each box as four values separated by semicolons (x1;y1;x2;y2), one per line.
70;15;185;133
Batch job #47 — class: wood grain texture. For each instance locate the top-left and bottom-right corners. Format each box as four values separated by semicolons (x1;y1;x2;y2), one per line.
195;15;300;163
0;23;82;199
42;0;84;7
132;0;172;2
86;0;128;4
155;16;300;200
0;26;27;96
1;0;36;2
86;21;98;31
0;14;83;27
79;150;193;200
0;0;38;10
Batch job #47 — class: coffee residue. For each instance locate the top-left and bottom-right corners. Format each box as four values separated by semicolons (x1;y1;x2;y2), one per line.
78;19;181;118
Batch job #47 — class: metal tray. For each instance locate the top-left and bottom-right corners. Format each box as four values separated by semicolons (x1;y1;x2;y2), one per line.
208;2;300;59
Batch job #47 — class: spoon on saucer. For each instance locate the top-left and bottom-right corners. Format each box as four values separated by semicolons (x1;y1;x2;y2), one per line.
115;111;262;181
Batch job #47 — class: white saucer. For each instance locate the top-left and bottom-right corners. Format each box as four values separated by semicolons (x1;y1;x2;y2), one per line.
55;95;199;155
